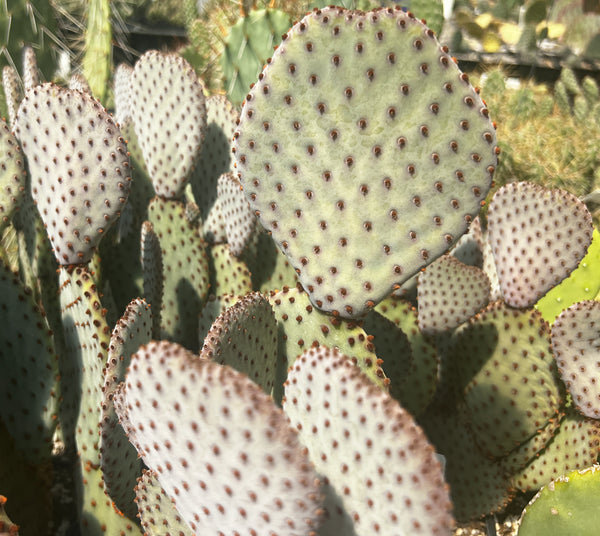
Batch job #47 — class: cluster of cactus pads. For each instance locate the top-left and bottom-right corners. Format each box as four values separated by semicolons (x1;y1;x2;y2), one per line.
1;5;600;535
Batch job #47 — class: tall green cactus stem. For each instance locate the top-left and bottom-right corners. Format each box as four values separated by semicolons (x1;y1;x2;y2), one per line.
0;258;59;462
0;118;26;235
130;51;206;200
222;8;292;105
448;301;564;458
147;197;210;351
536;229;600;324
487;181;594;309
14;83;131;265
283;346;454;535
201;292;278;394
82;0;111;103
518;464;600;536
551;300;600;419
234;6;498;318
114;340;323;534
99;298;151;520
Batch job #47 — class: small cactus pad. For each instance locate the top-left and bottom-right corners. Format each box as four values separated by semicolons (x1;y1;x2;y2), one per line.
0;118;26;232
0;258;58;462
208;243;253;298
14;83;132;265
114;340;323;534
130;51;206;199
217;172;257;256
100;298;151;519
508;411;600;492
518;464;600;536
417;254;490;335
536;228;600;324
234;6;497;317
140;221;163;339
114;63;133;125
448;301;563;458
283;346;454;534
551;300;600;419
2;65;22;130
450;215;483;267
487;181;594;309
135;470;194;536
201;292;278;394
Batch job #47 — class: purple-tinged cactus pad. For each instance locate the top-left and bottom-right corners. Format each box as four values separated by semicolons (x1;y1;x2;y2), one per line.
234;6;497;318
217;172;257;256
130;51;206;199
135;469;194;536
114;340;323;535
552;300;600;419
487;181;594;309
14;83;132;265
100;298;151;519
201;292;278;394
283;346;454;535
448;301;564;458
417;254;490;335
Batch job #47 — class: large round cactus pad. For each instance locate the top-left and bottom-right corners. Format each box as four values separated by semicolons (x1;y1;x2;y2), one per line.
234;6;497;318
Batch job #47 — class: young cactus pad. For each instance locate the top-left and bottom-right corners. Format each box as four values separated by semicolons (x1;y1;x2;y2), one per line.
233;6;497;318
114;340;323;534
283;345;454;534
14;83;131;265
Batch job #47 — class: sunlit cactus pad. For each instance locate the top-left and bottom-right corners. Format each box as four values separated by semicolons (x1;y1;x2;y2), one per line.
283;345;454;535
487;181;594;309
0;118;26;231
234;6;497;317
114;340;323;535
130;50;206;199
14;83;131;265
552;300;600;419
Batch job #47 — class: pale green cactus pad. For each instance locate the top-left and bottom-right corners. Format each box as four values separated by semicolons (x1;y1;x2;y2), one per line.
283;346;454;535
518;464;600;536
0;118;26;234
208;243;253;297
14;83;132;265
140;221;163;339
114;63;133;125
487;181;594;309
2;65;21;130
201;292;278;395
448;301;564;458
417;254;490;335
551;300;600;419
130;50;206;200
135;469;194;536
234;6;497;318
114;340;323;535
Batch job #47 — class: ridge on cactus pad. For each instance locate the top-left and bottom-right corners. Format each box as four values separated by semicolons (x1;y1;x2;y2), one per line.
234;6;498;318
13;83;131;265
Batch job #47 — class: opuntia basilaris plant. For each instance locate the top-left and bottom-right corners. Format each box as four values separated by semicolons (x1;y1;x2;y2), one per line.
0;5;599;536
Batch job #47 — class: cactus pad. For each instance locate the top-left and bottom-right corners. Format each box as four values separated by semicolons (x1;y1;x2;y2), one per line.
140;221;163;339
0;118;26;233
208;243;253;298
114;340;323;534
487;181;594;309
234;6;497;317
14;83;132;265
201;292;278;394
283;346;453;535
551;300;600;419
417;254;490;335
130;51;206;199
448;301;563;458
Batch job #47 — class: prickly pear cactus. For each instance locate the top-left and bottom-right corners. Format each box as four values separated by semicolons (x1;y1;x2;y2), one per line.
114;340;323;534
551;300;600;419
234;6;498;318
130;50;206;200
0;118;26;234
14;83;131;265
2;66;21;129
283;345;454;535
487;181;594;309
